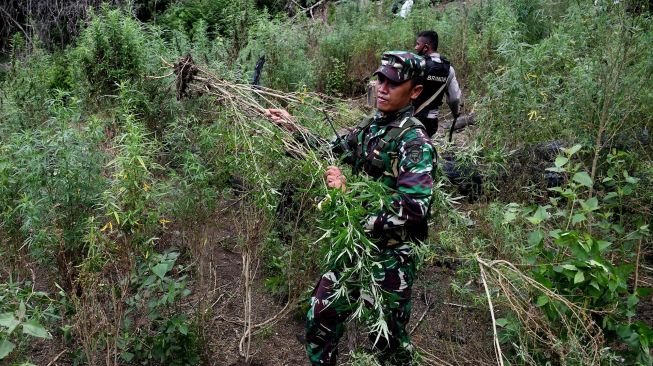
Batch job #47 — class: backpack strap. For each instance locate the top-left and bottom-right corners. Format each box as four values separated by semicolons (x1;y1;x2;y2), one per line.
366;117;425;172
414;83;447;115
357;115;375;129
374;117;424;152
416;57;452;116
354;116;375;166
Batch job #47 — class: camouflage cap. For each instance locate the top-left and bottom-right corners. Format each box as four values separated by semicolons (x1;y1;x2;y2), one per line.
373;51;425;83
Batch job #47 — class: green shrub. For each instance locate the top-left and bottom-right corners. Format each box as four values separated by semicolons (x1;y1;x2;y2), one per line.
500;146;652;364
0;92;106;272
476;1;653;151
160;0;258;55
73;6;147;97
238;15;317;90
101;113;163;238
0;46;73;130
121;251;199;366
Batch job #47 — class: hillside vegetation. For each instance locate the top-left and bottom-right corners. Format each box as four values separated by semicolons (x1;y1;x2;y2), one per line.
1;0;652;365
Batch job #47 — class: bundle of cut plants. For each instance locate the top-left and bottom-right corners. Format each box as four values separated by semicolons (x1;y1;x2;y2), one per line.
166;54;339;162
316;175;404;344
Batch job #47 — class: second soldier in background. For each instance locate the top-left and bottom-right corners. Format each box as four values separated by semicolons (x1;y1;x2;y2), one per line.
413;30;463;137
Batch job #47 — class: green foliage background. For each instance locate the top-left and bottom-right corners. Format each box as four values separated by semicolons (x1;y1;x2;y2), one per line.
0;0;652;364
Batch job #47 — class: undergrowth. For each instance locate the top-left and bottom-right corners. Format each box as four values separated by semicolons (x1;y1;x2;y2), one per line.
0;0;651;365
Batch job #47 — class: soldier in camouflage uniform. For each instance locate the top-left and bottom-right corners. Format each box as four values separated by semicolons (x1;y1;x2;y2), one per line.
266;52;435;366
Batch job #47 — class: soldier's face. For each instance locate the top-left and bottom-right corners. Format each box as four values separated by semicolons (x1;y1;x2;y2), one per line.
376;74;423;114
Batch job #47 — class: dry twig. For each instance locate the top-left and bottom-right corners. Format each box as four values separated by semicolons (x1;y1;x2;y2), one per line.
409;294;433;335
478;259;505;366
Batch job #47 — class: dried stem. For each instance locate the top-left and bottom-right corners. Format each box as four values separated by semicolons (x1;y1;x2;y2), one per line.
635;238;642;293
478;260;505;366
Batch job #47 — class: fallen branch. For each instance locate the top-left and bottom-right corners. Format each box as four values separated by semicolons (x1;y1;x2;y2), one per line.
635;238;642;291
443;302;472;309
409;294;433;335
478;259;505;366
46;349;67;366
238;298;298;357
413;344;456;366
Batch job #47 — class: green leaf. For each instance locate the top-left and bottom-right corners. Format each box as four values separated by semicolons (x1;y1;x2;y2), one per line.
624;171;639;184
528;206;550;225
502;211;517;224
0;313;20;334
17;301;26;320
495;318;509;327
612;224;625;234
560;188;577;199
22;320;52;339
527;230;544;247
579;239;591;253
597;241;612;252
627;294;639;308
536;295;549;307
151;263;169;280
588;259;609;272
564;144;582;156
580;197;599;212
136;156;148;170
572;172;593;188
548;186;564;193
617;324;637;346
571;213;586;225
121;352;135;362
546;166;564;173
562;264;578;271
574;271;585;284
167;281;176;304
548;229;562;239
112;211;121;225
554;156;569;168
0;339;15;359
603;192;619;202
638;288;653;298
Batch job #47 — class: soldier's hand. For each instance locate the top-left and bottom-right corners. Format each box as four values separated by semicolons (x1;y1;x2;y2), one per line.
264;108;298;132
325;166;346;192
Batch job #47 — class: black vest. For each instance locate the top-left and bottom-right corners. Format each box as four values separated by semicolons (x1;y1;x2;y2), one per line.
413;55;450;119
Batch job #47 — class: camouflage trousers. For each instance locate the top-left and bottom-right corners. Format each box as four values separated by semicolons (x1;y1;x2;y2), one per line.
305;244;417;366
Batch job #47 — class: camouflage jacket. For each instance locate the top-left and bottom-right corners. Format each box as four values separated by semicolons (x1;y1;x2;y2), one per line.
341;105;436;245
